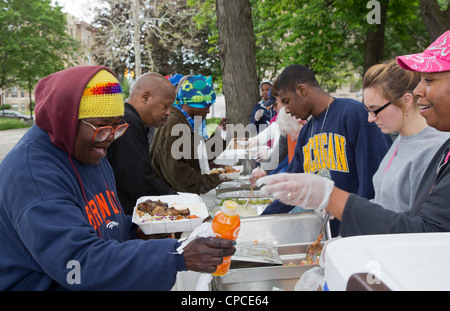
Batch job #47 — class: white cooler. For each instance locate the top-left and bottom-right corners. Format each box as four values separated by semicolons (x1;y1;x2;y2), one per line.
324;232;450;291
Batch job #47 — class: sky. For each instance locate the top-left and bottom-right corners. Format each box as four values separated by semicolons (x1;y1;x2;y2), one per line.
52;0;100;23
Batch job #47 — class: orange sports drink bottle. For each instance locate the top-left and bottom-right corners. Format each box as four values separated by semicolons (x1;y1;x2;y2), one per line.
211;200;240;276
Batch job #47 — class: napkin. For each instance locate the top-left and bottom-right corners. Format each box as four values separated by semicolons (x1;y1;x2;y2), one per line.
175;222;216;291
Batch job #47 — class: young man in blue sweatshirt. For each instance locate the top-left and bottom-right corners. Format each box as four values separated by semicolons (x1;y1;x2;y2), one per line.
0;66;235;290
258;30;450;237
260;64;393;236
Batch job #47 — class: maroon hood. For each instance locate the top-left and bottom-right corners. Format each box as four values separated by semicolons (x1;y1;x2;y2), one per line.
35;66;115;157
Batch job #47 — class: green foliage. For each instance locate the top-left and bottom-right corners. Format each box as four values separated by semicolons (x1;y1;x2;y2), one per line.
0;118;32;131
93;0;220;83
251;0;428;90
0;0;79;90
190;0;430;91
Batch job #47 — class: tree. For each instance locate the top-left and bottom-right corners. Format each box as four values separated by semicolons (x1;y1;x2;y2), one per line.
420;0;450;41
216;0;259;125
249;0;430;90
92;0;219;80
0;0;78;113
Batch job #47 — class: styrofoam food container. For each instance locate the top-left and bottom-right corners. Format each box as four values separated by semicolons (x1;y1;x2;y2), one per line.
132;193;209;234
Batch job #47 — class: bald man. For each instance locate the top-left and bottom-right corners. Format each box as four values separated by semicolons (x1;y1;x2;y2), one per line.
107;73;177;215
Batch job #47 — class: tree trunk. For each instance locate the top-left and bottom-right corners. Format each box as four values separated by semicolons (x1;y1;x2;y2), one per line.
363;1;388;75
132;0;142;78
216;0;259;126
420;0;450;41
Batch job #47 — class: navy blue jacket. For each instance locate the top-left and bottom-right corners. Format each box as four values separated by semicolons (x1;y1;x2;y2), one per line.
261;98;393;235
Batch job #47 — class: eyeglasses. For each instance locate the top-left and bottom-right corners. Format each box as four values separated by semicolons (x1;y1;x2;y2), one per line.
81;119;129;143
364;101;392;117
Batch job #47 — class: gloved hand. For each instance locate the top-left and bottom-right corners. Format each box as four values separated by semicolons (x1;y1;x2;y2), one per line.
254;109;264;121
249;167;267;185
256;173;334;213
247;136;257;148
256;148;270;162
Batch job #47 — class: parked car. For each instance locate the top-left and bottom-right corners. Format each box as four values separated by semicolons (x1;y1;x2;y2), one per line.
0;110;33;121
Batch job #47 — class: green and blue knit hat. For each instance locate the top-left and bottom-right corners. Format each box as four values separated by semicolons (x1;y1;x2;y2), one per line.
177;75;216;108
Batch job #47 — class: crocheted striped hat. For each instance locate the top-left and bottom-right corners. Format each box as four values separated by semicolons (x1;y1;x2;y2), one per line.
79;69;124;119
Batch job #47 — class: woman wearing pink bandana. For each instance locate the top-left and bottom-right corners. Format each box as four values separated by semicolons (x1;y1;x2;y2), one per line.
257;30;450;236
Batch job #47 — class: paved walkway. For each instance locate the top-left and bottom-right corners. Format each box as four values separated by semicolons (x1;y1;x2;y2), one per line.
0;127;29;162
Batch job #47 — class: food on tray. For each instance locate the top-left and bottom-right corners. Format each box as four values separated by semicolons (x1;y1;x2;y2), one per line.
219;198;247;205
136;199;190;222
224;166;239;173
218;198;273;206
282;256;320;267
248;198;273;205
210;166;240;174
300;256;320;265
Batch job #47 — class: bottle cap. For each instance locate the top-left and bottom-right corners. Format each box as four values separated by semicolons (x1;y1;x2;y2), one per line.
221;200;239;216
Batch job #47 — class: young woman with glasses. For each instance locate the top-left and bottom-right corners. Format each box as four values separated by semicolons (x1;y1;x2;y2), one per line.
362;60;450;213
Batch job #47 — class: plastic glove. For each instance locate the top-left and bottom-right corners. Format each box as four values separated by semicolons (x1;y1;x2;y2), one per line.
294;267;324;291
247;136;257;148
256;173;334;213
256;148;270;162
254;109;264;121
249;167;267;185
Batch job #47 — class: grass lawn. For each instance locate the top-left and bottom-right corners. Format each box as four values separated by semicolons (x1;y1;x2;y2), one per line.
0;118;33;131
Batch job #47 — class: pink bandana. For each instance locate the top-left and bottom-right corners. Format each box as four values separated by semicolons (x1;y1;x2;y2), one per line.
397;30;450;73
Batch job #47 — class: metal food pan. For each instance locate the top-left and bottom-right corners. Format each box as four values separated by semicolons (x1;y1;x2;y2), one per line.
213;242;321;291
209;195;274;218
217;190;268;199
212;213;329;291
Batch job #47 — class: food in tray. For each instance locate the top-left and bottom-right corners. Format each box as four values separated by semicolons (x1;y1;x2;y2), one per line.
282;256;320;267
136;199;196;222
210;166;240;174
218;198;273;206
300;257;320;265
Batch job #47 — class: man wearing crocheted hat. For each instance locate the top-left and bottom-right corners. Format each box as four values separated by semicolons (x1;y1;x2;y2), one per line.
0;66;235;290
150;75;229;194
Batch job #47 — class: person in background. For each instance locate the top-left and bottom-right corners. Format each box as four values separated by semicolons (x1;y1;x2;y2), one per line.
363;60;450;213
107;72;177;215
257;30;450;237
248;89;282;150
0;66;235;290
260;64;393;236
169;73;184;87
150;75;229;194
250;80;275;134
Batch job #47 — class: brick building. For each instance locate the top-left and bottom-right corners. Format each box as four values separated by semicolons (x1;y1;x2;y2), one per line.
1;14;97;111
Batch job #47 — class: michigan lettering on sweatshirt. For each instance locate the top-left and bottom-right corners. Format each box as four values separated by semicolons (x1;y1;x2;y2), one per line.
84;190;121;232
303;133;348;174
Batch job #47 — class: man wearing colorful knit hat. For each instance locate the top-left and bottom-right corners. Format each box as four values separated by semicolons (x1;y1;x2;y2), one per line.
0;66;235;290
150;75;229;194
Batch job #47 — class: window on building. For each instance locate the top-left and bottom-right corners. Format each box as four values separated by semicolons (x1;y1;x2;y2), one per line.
10;87;18;98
